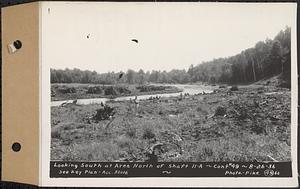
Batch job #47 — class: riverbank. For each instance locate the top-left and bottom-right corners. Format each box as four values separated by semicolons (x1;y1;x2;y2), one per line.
51;83;183;101
51;84;291;162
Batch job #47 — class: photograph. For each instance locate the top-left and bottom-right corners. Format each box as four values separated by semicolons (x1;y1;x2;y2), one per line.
1;1;297;187
49;3;292;163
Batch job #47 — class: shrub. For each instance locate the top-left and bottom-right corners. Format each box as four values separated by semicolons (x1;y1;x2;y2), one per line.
214;106;226;116
51;127;61;139
126;127;137;138
142;127;156;139
136;85;167;92
93;105;115;121
116;86;131;94
237;107;248;120
250;124;266;135
58;87;76;94
230;86;239;91
51;88;56;97
104;86;117;96
196;106;208;115
87;86;102;94
278;81;291;89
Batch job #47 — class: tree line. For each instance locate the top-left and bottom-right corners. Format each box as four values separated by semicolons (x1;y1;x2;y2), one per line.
51;27;291;85
51;68;190;84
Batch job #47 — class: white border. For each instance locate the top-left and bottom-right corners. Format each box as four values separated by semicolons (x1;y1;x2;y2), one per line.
40;2;298;187
38;1;43;186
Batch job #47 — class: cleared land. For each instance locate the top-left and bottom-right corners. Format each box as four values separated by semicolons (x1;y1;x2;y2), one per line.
51;80;291;162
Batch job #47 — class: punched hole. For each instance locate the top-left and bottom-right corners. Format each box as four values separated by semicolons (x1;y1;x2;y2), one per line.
12;142;21;152
13;40;22;49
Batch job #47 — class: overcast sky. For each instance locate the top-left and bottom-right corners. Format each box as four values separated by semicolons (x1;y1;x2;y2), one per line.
42;2;296;73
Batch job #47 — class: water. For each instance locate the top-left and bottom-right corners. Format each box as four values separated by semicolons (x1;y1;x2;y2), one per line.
51;84;216;107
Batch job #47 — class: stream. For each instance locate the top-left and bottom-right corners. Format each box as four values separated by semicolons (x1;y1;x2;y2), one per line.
51;84;217;107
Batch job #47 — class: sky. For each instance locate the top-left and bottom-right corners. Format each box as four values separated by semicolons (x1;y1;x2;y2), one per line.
42;2;296;73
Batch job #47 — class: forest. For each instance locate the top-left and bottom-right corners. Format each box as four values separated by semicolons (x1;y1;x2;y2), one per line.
51;27;291;85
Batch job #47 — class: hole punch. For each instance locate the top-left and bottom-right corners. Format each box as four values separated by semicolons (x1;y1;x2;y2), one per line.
13;40;22;49
12;142;21;152
7;39;22;54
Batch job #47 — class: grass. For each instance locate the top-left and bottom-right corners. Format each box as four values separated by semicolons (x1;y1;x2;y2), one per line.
51;84;291;162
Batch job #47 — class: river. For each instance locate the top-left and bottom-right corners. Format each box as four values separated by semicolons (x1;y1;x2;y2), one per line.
51;84;217;107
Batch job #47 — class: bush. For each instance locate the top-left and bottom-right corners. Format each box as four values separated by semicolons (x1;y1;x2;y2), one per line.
51;88;56;97
126;127;137;138
58;87;76;94
237;107;248;120
104;86;117;96
142;127;156;139
87;86;102;94
51;127;61;139
116;86;131;94
93;105;115;121
215;106;226;116
230;86;239;91
250;124;266;135
136;85;167;92
278;81;291;89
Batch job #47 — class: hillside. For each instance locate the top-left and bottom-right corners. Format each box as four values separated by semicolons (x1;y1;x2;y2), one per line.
188;27;291;85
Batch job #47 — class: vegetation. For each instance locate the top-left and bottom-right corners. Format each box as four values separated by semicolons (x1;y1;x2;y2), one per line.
190;27;291;84
51;82;291;162
50;27;292;162
51;83;182;101
51;27;291;86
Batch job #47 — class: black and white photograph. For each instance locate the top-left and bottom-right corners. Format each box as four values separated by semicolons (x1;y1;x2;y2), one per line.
1;1;298;188
47;2;295;168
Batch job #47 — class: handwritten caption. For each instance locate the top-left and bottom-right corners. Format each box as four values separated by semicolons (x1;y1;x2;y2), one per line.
50;162;291;177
